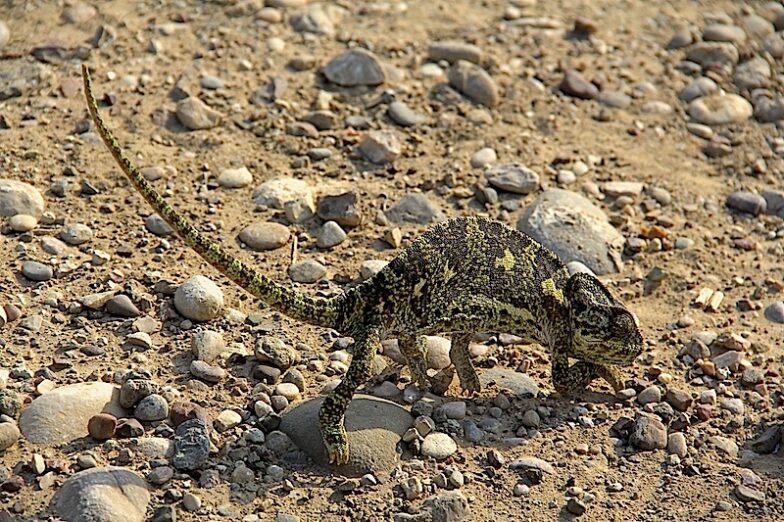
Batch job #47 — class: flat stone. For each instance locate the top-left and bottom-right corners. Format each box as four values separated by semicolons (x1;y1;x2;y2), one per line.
21;261;53;282
191;330;227;363
734;57;771;90
517;189;624;275
597;91;631;108
238;222;290;251
427;41;483;64
703;24;746;44
448;60;499;107
144;214;173;236
560;70;598;99
252;177;312;209
59;223;93;245
317;221;347;249
726;191;767;216
317;192;362;226
479;368;539;398
217;167;253;188
280;395;412;477
171;419;210;470
689;94;752;125
359;130;401;164
509;456;556;475
386;194;445;224
176;97;222;130
685;42;739;68
324;49;385;87
485;163;540;194
388;101;426;127
421;491;470;522
20;382;126;445
288;259;326;283
679;77;718;102
421;432;457;460
735;484;765;503
52;467;149;522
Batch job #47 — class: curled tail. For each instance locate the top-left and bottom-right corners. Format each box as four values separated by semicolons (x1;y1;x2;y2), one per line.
81;65;339;329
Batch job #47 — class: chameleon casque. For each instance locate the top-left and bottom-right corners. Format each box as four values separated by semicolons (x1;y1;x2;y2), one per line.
81;65;643;466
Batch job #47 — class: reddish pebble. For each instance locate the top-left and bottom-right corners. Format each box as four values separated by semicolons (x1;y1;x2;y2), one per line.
87;413;117;440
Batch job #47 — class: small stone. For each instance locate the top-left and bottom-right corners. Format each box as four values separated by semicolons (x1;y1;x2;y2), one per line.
680;77;718;102
275;383;301;402
116;418;144;438
629;413;667;450
190;361;226;383
427;41;482;64
255;338;299;370
421;432;457;460
359;131;401;164
448;60;499;107
324;49;385;87
689;94;752;125
174;275;224;321
521;409;540;428
735;485;765;503
0;422;20;451
62;2;96;24
182;493;201;512
60;223;93;245
359;260;387;280
105;295;141;318
135;394;169;422
88;413;117;440
9;214;37;232
597;91;631;109
215;409;242;432
470;148;497;168
145;214;173;236
21;261;53;282
253;177;312;209
191;330;226;363
388;101;426;127
217;166;252;188
664;388;693;412
0;21;8;49
172;419;210;470
703;24;746;44
0;179;45;217
765;302;784;323
238;222;290;251
726;191;767;216
750;426;782;454
560;70;598;100
637;385;661;405
288;259;326;283
566;498;587;516
317;192;361;226
667;432;688;458
147;466;174;485
441;402;466;420
387;194;445;224
485;163;540;194
685;42;739;68
52;467;149;522
708;435;738;458
176;97;222;130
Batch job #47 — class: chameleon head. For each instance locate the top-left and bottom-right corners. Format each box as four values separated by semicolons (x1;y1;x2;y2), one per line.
564;272;643;365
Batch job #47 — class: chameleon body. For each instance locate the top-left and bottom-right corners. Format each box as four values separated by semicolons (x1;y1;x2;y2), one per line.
82;66;643;466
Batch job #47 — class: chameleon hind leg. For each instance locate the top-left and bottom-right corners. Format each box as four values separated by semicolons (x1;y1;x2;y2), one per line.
450;332;481;394
399;335;429;389
319;328;380;465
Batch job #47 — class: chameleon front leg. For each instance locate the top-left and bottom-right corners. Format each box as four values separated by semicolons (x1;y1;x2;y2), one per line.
319;328;380;465
450;332;481;393
552;351;626;394
399;335;429;389
595;364;627;392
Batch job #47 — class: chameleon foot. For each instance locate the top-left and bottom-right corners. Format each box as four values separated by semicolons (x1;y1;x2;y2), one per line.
596;364;626;392
324;428;350;465
457;370;481;394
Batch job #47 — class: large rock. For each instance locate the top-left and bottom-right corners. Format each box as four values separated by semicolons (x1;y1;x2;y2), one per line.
20;383;126;445
280;395;412;477
479;368;539;398
52;467;149;522
517;189;623;275
0;179;45;217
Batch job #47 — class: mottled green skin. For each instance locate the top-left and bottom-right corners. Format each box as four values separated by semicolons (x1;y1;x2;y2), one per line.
82;66;643;466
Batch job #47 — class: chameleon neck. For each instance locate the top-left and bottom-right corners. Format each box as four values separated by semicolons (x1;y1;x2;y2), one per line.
82;65;338;329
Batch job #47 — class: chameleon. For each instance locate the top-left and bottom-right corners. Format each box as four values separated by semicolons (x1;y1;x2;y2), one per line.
81;65;643;466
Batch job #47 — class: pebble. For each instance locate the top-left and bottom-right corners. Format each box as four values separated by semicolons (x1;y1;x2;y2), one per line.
629;413;667;450
317;192;361;226
764;31;784;58
685;42;739;68
686;123;714;140
304;110;337;130
135;394;169;422
191;330;227;363
485;163;540;194
441;401;466;420
116;418;144;438
679;77;718;103
255;337;299;370
324;49;385;86
597;91;631;109
53;467;149;522
60;223;93;245
275;383;301;402
664;388;692;412
215;409;242;432
182;492;201;512
688;94;752;125
172;419;210;470
764;301;784;323
470;148;497;168
637;385;661;405
0;180;45;217
176;97;222;130
190;360;226;383
726;191;767;216
0;21;8;49
144;214;173;236
566;498;587;516
359;130;402;164
735;484;766;503
238;222;290;251
253;177;312;209
174;275;224;321
448;60;499;107
560;70;598;100
427;41;482;64
87;413;117;440
105;295;141;318
21;261;53;282
386;193;445;224
425;336;451;370
734;57;771;90
9;214;37;232
0;422;20;451
667;432;688;458
388;101;426;127
520;409;540;428
147;466;174;485
62;2;96;24
290;3;337;35
288;259;326;283
360;260;387;280
217;166;253;188
703;24;746;44
421;432;458;460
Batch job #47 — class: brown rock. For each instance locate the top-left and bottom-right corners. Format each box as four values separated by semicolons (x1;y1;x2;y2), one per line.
87;413;117;440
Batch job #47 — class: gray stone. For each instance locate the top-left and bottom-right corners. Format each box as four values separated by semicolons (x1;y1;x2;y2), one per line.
119;380;157;409
9;213;37;232
470;148;497;168
388;101;426;127
238;222;290;251
288;259;326;283
176;97;221;130
753;95;784;122
479;368;539;398
679;77;717;102
106;295;141;318
485;163;540;194
290;3;341;35
174;275;224;321
509;456;556;475
359;260;387;280
134;394;169;422
0;422;20;451
359;130;401;164
386;194;445;224
20;382;126;445
667;432;688;458
144;214;173;236
421;432;457;460
191;330;227;363
517;189;623;275
636;385;661;405
735;484;766;503
60;223;93;245
597;91;631;108
763;189;784;216
427;41;482;64
764;301;784;324
764;31;784;58
252;177;312;209
703;24;746;44
217;166;252;188
280;395;412;476
190;360;226;383
734;57;771;90
423;491;470;522
52;467;149;522
255;337;299;370
317;192;361;226
684;42;739;68
324;49;385;87
726;191;767;216
559;70;598;99
629;413;667;450
172;419;210;470
0;180;45;217
744;14;775;38
21;261;53;282
689;94;752;125
0;21;8;49
448;60;499;107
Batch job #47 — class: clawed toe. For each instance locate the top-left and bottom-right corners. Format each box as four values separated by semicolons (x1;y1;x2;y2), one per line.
327;441;350;465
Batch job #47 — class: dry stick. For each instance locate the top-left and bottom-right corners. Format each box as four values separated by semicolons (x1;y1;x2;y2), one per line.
290;235;298;266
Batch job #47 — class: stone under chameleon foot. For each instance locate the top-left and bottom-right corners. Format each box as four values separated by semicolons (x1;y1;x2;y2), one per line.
81;65;644;468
